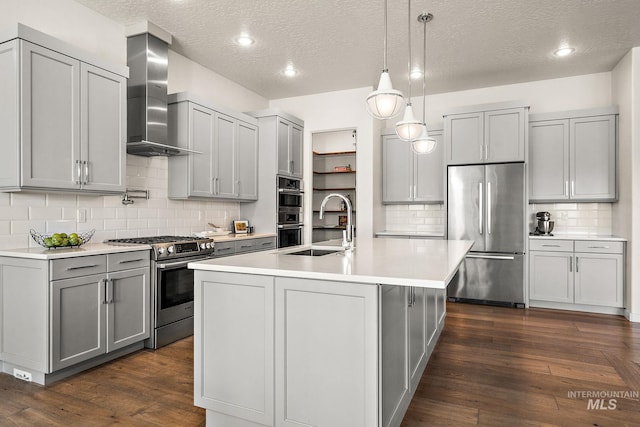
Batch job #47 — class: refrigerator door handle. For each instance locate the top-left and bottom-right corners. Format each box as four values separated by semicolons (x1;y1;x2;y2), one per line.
478;182;483;235
487;182;492;235
466;254;516;261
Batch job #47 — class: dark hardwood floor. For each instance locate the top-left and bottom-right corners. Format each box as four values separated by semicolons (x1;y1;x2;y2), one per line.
1;303;638;426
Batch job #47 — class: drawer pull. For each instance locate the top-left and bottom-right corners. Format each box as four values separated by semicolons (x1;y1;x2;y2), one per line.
66;264;98;271
217;247;232;251
240;245;253;249
118;258;146;264
261;242;272;246
541;244;561;247
587;246;609;249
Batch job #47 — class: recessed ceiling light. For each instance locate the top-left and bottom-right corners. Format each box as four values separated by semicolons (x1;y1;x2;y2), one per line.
554;47;575;57
283;65;298;77
236;34;254;47
410;68;423;80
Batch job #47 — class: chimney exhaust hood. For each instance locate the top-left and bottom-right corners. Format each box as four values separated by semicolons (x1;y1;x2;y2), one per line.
126;28;198;156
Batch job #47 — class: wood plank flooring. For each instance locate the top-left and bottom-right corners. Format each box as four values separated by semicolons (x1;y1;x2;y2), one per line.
402;303;640;427
0;303;638;426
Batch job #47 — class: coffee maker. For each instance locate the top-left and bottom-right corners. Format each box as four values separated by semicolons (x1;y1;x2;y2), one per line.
534;211;554;235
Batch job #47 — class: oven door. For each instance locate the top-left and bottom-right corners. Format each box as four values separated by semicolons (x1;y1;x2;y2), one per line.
155;255;211;327
278;191;303;208
278;207;301;224
278;224;303;248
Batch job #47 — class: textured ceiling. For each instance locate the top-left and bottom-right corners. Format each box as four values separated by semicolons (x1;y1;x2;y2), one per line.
73;0;640;100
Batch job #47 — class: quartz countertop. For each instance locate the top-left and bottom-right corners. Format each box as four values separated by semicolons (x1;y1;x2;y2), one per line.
0;243;152;260
209;233;276;242
189;237;474;289
529;234;627;242
375;231;445;238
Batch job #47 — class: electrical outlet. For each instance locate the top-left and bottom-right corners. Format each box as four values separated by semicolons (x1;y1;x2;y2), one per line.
13;368;32;382
77;208;87;223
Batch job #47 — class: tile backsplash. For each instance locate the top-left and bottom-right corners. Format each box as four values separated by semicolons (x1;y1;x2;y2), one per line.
528;203;612;235
384;202;613;236
384;204;445;234
0;155;240;250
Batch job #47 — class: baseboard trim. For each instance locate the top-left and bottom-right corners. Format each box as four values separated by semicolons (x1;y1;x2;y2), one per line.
625;309;640;322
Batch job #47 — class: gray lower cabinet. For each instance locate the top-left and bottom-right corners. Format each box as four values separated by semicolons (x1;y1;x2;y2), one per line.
0;36;126;193
444;103;527;165
168;94;259;201
0;250;150;383
194;271;446;427
382;130;444;204
213;237;276;258
529;108;617;202
529;239;624;313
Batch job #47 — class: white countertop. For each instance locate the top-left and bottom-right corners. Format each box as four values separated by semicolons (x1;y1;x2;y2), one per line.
376;231;445;238
209;233;276;243
0;243;151;260
189;237;474;289
529;234;627;242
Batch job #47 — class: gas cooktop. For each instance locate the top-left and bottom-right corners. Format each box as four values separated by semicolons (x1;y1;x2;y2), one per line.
105;235;214;260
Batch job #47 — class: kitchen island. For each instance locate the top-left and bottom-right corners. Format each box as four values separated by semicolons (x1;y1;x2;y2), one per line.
189;238;473;427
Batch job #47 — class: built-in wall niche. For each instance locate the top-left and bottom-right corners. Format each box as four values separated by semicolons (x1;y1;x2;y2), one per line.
311;129;357;243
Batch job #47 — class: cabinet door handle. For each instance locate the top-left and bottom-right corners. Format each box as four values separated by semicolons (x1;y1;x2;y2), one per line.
83;161;89;185
413;184;417;200
575;256;579;273
571;180;575;197
485;144;489;160
479;144;483;160
66;264;98;271
106;278;114;304
236;180;240;196
486;182;492;235
102;278;108;304
75;160;82;185
565;181;569;197
569;256;572;272
290;160;294;174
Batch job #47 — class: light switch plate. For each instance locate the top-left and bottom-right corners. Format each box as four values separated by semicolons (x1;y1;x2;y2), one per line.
77;208;87;223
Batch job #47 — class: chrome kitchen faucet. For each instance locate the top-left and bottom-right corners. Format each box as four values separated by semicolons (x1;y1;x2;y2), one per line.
319;193;354;251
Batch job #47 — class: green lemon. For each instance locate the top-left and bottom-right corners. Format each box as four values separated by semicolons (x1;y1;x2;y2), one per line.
43;237;54;248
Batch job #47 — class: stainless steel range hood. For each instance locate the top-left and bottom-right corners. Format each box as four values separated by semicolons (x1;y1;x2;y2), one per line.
126;32;197;156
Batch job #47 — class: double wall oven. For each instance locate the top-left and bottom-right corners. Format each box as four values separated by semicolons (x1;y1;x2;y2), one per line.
106;236;214;349
277;176;304;247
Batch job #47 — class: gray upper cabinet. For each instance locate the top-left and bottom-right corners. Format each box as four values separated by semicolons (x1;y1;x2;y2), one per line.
529;107;617;202
277;117;303;178
168;93;259;201
0;26;127;194
382;130;444;204
444;102;528;165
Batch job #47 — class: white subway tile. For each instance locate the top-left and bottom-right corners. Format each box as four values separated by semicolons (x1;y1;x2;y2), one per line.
46;193;78;207
0;193;11;206
104;219;127;230
77;195;105;208
0;206;29;220
30;207;62;220
90;208;117;220
11;193;46;207
0;234;30;250
127;219;148;229
116;207;139;219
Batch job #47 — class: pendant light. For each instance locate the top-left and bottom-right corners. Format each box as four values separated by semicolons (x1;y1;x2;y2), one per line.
395;0;426;141
412;12;437;155
366;0;404;119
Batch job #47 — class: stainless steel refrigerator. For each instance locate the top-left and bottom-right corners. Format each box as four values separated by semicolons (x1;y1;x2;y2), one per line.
447;163;525;306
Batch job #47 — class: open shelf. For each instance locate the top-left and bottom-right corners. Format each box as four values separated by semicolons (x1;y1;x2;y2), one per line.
312;210;356;214
312;150;356;156
313;187;356;191
313;170;356;175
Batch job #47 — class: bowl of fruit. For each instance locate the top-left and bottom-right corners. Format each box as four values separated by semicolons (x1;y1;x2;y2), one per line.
30;229;95;249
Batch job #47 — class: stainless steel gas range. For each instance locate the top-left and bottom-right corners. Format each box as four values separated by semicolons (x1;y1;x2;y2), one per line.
105;236;214;349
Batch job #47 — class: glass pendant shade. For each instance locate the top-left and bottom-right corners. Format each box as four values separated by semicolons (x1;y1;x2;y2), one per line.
395;103;425;141
366;71;404;119
412;127;437;154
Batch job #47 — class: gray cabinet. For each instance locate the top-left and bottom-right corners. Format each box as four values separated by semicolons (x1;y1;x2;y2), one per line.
213;236;277;258
168;94;259;201
0;250;149;383
529;108;617;202
50;252;150;371
529;239;624;313
382;130;444;204
0;36;126;193
444;103;527;165
277;118;303;178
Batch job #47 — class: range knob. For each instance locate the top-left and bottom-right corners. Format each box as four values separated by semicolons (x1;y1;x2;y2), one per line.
157;247;165;255
206;243;212;249
167;246;175;254
200;243;206;249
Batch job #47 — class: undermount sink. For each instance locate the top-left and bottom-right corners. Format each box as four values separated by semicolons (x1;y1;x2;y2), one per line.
285;248;342;256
